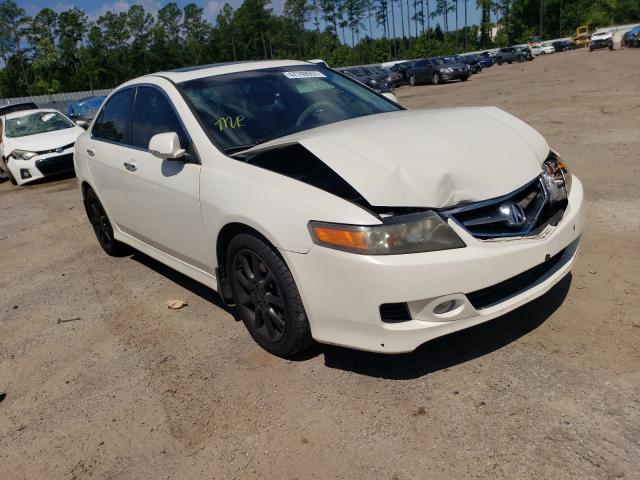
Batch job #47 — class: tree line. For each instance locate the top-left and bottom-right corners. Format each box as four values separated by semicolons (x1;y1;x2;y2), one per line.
0;0;638;97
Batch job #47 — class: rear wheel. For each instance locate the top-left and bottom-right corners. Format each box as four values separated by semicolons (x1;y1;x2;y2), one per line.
409;75;416;86
432;72;441;85
496;57;504;65
227;233;312;357
517;55;524;63
84;188;129;256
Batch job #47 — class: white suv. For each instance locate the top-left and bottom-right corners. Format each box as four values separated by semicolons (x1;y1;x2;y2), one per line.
75;60;585;357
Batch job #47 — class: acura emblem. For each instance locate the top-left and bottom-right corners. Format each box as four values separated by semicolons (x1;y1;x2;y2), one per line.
499;202;526;227
55;147;64;153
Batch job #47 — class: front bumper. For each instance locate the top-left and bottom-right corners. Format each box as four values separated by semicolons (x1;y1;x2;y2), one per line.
590;40;613;49
283;177;585;353
441;69;469;81
6;148;75;185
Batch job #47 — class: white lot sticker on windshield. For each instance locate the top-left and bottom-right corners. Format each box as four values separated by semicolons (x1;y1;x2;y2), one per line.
283;71;326;79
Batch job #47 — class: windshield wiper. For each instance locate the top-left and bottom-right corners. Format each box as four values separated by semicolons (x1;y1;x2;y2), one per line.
225;139;270;156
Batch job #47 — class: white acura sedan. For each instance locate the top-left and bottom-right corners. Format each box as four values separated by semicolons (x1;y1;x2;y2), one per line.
75;60;584;357
1;108;85;185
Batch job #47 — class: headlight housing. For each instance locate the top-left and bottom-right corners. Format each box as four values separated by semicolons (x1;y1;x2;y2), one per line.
309;212;466;255
542;150;572;203
441;68;453;73
11;149;37;161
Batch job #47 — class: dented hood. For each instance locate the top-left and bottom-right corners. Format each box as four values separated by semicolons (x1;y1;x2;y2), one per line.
260;107;549;208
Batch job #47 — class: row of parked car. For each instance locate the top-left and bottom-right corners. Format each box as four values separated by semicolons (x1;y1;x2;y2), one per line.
0;96;104;186
335;29;628;92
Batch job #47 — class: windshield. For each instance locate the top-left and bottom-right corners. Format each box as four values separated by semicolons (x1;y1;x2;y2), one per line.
179;66;400;153
5;111;74;138
431;58;445;65
367;67;387;75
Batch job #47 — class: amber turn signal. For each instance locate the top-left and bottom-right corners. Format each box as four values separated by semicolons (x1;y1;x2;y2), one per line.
312;226;368;251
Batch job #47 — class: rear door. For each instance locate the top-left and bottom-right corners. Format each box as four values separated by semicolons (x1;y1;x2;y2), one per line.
86;88;135;226
411;60;427;81
119;85;211;271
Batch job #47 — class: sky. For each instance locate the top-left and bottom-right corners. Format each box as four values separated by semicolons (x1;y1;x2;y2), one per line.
17;0;484;39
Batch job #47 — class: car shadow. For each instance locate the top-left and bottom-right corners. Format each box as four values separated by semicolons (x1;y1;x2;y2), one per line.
130;251;238;319
129;249;571;379
292;273;573;380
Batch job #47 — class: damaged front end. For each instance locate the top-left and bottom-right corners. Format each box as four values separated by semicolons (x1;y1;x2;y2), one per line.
236;142;571;247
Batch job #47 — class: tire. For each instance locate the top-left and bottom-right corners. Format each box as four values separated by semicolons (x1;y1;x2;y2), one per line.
432;72;441;85
589;47;593;52
84;188;129;256
7;168;17;185
496;57;503;65
409;75;416;86
461;75;469;81
517;55;524;63
227;233;312;357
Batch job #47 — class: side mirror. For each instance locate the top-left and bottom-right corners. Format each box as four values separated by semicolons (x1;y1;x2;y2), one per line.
382;92;399;104
75;120;88;129
149;132;185;160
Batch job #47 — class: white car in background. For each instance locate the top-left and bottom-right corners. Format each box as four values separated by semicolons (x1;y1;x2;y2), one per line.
540;44;556;54
75;60;584;357
530;45;542;56
0;109;84;185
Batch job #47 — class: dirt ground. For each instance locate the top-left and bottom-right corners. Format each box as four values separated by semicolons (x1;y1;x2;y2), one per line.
1;48;639;480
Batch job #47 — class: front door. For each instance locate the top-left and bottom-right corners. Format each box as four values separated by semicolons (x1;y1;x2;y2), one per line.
119;85;211;272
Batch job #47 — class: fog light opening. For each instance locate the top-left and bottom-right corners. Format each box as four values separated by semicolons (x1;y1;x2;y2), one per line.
20;169;32;179
433;299;460;315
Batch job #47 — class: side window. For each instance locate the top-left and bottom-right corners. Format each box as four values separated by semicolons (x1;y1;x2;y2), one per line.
131;87;189;151
92;89;133;143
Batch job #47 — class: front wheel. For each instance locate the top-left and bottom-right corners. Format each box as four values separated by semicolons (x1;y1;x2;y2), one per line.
84;188;129;256
409;75;416;86
227;233;312;357
7;168;17;186
432;72;441;85
461;75;469;81
496;58;504;65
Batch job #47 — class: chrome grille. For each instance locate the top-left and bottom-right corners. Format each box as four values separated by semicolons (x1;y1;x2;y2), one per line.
441;176;564;239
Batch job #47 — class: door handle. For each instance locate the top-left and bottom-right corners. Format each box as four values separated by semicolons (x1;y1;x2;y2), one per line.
86;148;95;157
123;160;137;172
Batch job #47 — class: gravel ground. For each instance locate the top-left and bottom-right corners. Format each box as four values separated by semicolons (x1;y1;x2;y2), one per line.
1;48;639;480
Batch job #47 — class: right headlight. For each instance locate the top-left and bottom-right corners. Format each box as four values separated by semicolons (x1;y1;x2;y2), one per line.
542;150;572;202
441;68;453;73
10;149;37;160
308;212;466;255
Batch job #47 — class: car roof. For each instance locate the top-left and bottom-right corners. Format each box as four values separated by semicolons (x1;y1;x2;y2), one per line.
3;108;59;120
143;59;310;84
0;102;38;116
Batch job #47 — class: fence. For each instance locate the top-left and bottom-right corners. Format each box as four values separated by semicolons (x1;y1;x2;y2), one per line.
0;89;113;108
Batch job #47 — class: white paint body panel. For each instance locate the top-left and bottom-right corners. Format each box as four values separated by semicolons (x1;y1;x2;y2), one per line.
74;61;585;353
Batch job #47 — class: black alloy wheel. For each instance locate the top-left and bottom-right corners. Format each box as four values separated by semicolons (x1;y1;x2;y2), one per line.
227;234;312;357
84;188;128;256
232;249;286;343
